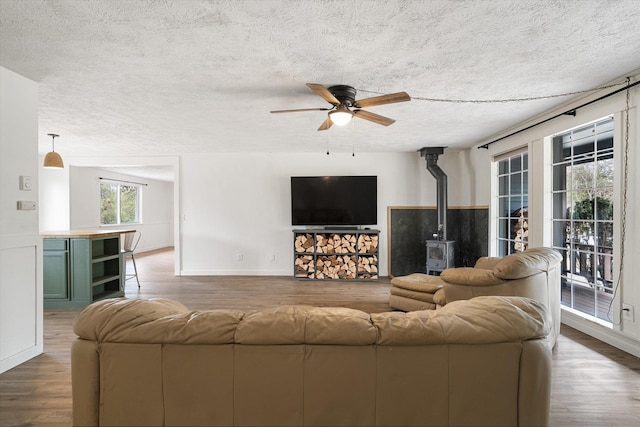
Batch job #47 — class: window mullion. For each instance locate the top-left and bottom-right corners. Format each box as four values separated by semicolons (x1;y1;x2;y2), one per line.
116;184;122;225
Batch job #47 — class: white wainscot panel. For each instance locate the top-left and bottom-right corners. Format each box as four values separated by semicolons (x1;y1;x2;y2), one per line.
0;246;37;366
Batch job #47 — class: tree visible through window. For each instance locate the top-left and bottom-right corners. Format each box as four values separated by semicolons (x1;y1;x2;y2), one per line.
552;116;614;324
100;182;140;225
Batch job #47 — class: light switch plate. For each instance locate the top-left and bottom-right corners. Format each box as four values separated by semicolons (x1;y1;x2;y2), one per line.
19;175;32;191
17;200;36;210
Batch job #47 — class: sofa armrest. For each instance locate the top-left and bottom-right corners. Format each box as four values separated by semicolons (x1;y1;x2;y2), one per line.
440;267;505;286
433;288;447;306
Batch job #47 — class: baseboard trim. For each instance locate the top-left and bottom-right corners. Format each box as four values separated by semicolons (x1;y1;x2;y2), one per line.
136;244;174;254
0;344;43;375
562;310;640;357
180;270;292;276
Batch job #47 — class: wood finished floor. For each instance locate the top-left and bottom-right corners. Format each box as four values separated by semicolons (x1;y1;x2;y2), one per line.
1;248;639;426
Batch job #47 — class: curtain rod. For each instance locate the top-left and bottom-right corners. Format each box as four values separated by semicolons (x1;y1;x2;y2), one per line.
99;177;148;186
478;79;640;149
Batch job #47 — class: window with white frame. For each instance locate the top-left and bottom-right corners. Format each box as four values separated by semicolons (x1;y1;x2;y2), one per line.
496;150;529;257
100;181;141;225
551;116;614;324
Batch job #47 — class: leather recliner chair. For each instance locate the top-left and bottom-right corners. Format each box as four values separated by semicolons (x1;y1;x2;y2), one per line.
439;247;562;346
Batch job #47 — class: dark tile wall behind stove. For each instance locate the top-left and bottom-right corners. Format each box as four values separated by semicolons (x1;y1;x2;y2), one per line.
388;207;488;277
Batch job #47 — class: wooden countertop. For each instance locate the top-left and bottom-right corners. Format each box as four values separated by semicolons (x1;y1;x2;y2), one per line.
41;229;136;239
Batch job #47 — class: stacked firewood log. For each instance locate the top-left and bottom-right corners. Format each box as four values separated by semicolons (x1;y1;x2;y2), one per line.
357;255;378;279
294;255;315;278
315;233;357;254
513;209;529;252
294;233;315;253
357;234;379;253
315;255;357;279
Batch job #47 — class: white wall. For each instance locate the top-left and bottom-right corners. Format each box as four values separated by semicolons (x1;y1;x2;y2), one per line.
180;152;426;276
69;167;174;252
39;162;70;231
416;148;487;208
460;77;640;356
0;67;43;374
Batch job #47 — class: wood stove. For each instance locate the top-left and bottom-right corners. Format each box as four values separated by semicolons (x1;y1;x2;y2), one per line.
420;147;456;275
426;240;455;275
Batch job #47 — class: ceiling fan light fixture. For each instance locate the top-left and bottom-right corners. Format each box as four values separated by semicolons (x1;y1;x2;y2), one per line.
329;105;353;126
43;133;64;169
270;84;410;131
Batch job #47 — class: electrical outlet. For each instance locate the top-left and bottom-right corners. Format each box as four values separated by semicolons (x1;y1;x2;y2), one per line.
17;200;36;210
622;304;634;322
237;253;244;262
271;253;278;262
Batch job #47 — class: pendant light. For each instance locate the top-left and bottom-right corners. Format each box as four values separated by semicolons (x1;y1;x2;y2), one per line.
43;133;64;168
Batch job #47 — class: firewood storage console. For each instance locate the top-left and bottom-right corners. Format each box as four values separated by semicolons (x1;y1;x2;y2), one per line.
293;229;379;280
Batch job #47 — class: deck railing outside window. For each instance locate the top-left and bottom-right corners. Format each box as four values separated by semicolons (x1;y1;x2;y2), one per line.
551;116;614;324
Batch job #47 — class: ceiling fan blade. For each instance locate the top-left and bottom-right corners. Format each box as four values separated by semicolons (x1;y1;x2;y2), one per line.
307;83;340;105
354;91;411;108
270;107;331;113
317;116;333;131
353;110;396;126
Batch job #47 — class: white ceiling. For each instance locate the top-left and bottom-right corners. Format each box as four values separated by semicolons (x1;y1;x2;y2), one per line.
2;0;640;162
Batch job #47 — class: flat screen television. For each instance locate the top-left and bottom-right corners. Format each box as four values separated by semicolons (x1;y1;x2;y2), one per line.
291;176;377;226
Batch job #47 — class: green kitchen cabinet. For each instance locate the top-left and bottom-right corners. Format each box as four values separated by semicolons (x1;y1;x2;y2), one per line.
43;230;131;309
43;239;69;299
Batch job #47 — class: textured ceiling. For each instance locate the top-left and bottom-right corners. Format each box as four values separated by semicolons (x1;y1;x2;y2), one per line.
1;0;640;160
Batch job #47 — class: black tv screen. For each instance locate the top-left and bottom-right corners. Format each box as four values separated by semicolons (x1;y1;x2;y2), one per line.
291;176;377;226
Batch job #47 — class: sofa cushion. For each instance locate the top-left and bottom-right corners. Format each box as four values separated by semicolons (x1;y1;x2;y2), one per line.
390;273;443;293
235;305;377;345
73;298;245;344
440;267;505;286
389;294;437;312
372;296;549;346
390;286;438;304
474;256;502;270
493;248;562;280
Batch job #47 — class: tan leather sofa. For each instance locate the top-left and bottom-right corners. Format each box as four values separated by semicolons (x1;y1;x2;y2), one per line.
72;296;552;426
440;247;562;346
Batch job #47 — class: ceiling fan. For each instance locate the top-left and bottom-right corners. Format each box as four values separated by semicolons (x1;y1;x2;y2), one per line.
270;83;410;131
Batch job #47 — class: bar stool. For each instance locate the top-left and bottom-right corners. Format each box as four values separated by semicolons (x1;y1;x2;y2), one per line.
121;231;141;288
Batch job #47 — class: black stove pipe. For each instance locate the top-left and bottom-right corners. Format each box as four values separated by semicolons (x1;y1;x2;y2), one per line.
419;147;447;241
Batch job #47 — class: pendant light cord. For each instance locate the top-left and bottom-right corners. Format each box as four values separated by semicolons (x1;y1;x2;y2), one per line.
48;133;59;151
